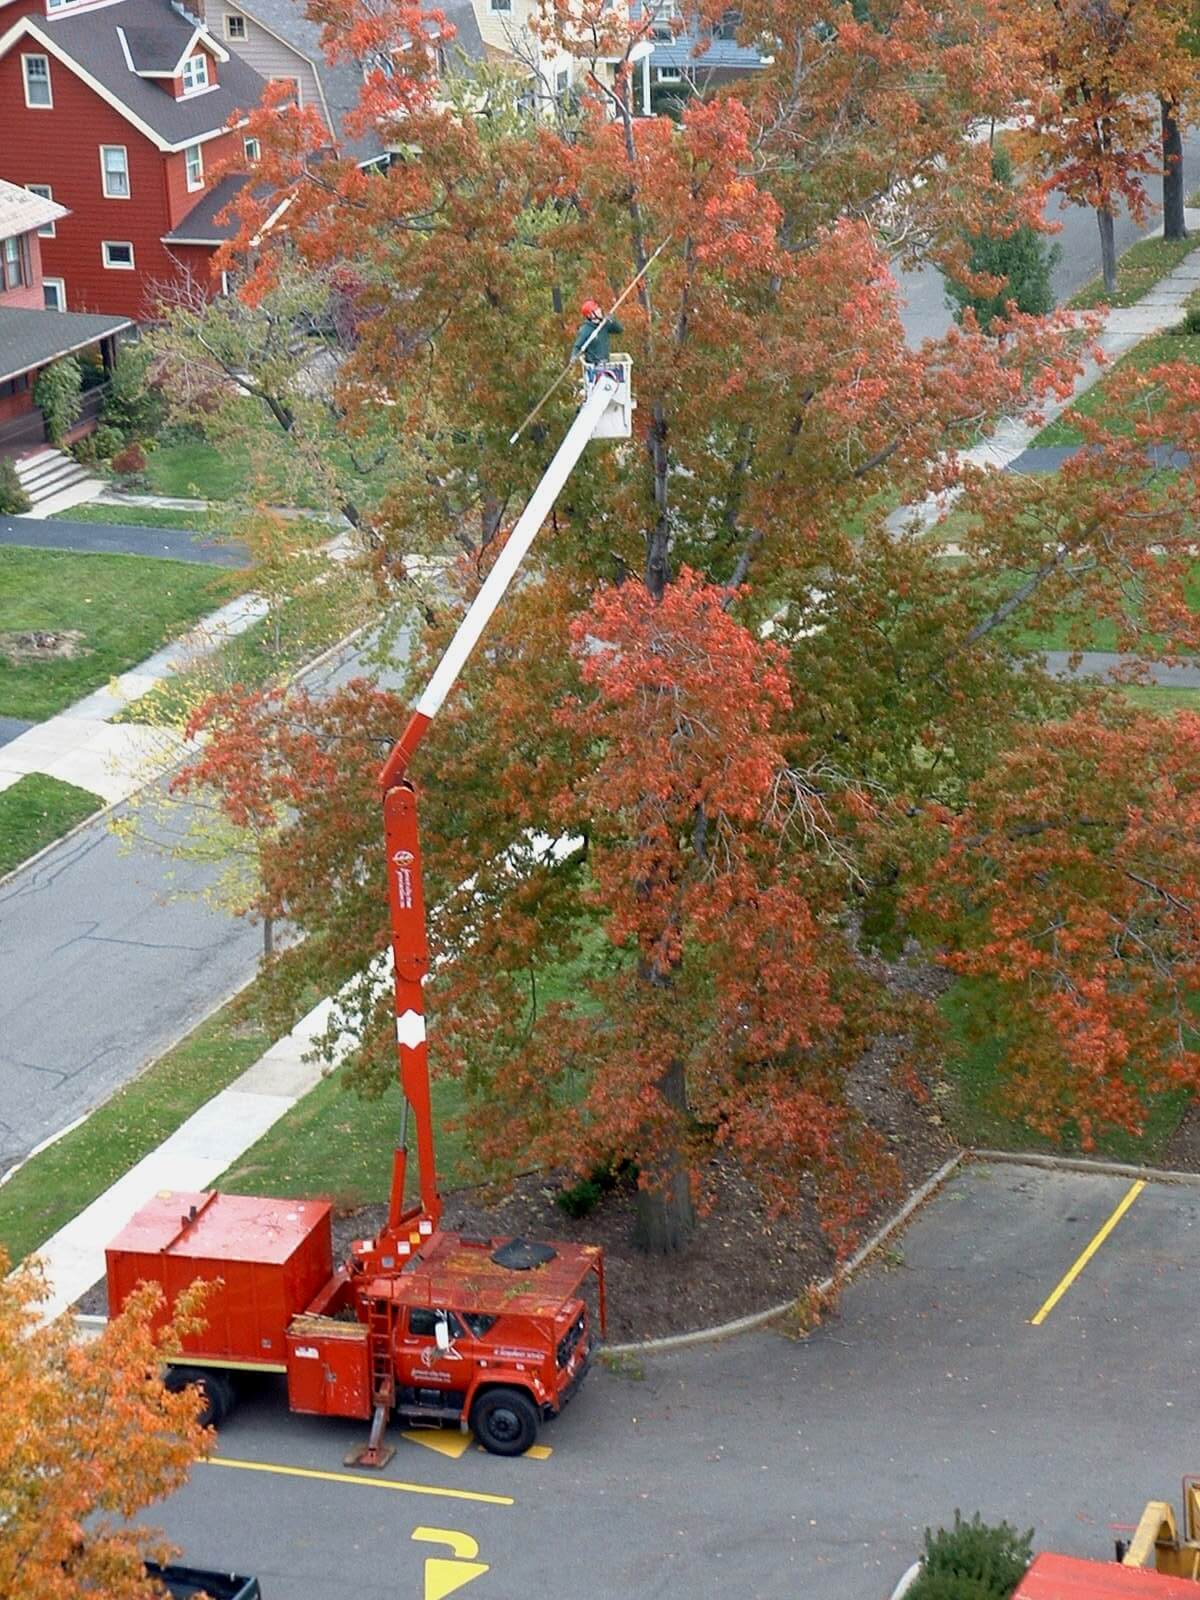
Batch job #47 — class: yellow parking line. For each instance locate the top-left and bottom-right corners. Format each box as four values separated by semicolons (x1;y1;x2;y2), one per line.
203;1456;514;1506
1030;1179;1145;1326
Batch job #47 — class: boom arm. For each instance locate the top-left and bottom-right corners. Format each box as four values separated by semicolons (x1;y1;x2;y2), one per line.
378;373;620;1245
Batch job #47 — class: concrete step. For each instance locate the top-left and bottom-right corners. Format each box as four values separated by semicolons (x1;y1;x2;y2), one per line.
14;447;103;519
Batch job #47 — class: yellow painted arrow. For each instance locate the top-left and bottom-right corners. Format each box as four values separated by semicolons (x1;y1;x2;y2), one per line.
412;1528;489;1600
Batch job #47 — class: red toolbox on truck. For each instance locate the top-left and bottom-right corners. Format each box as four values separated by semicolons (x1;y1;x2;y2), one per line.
106;1190;334;1368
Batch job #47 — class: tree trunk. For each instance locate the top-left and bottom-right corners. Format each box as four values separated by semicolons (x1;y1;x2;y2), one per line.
1097;206;1118;296
1162;100;1187;243
633;1057;696;1254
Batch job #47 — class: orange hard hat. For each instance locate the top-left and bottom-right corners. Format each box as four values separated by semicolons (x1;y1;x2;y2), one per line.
581;299;603;318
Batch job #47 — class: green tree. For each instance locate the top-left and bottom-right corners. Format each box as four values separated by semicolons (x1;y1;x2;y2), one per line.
33;356;82;446
946;148;1061;331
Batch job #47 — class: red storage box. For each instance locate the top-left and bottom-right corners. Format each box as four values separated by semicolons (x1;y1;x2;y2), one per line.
106;1190;334;1368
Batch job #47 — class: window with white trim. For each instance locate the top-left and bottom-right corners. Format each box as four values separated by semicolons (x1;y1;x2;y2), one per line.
101;145;130;199
181;53;210;94
22;54;52;108
27;185;56;237
243;136;261;163
226;13;247;38
43;277;66;312
184;143;204;191
102;241;135;270
489;0;511;12
2;235;29;292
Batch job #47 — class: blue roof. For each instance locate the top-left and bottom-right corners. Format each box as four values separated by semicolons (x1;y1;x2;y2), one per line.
649;31;765;69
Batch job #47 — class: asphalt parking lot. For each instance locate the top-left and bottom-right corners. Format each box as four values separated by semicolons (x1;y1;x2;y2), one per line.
151;1161;1200;1600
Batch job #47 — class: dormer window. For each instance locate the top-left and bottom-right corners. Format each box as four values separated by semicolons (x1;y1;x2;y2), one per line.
181;53;210;94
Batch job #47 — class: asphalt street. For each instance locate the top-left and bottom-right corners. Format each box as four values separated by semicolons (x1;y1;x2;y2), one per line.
0;628;407;1178
895;125;1200;345
0;513;246;566
146;1163;1200;1600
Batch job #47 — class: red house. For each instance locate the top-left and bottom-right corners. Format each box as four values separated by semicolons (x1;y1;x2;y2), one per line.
0;178;130;483
0;0;266;320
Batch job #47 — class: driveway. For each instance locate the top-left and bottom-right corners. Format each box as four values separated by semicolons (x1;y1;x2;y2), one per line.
0;513;246;566
145;1162;1200;1600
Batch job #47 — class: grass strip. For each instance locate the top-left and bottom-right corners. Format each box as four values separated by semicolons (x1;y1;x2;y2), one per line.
1068;231;1200;311
48;503;227;533
1032;327;1200;447
0;547;236;721
0;987;271;1265
0;773;102;875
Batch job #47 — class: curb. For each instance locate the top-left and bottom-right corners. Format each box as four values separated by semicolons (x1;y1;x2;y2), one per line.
0;615;374;893
970;1147;1200;1188
604;1151;964;1357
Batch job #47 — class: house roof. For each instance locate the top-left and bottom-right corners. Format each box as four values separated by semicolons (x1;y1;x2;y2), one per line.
121;19;228;76
0;0;265;152
0;307;133;386
0;178;69;242
233;0;486;164
161;172;247;244
647;30;767;72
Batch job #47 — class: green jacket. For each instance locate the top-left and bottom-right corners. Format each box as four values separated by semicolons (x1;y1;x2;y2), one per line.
571;315;623;364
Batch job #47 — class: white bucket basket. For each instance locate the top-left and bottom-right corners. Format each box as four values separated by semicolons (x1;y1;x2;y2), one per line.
581;355;634;439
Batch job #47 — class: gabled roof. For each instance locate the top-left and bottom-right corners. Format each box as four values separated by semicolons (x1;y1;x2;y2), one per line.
0;307;132;386
0;178;69;242
0;0;265;152
120;20;229;76
229;0;487;165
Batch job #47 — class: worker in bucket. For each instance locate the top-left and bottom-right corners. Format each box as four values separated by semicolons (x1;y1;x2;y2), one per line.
572;298;623;385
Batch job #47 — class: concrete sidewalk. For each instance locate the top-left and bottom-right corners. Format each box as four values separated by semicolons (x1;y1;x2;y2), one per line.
23;987;348;1320
891;213;1200;531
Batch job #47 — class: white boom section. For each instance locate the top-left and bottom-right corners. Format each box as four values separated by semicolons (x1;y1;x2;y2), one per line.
414;374;618;721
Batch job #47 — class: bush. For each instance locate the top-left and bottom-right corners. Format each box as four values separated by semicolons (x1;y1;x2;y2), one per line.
33;356;83;445
88;424;125;462
945;148;1061;334
1177;305;1200;336
556;1159;636;1218
0;457;31;515
100;343;166;443
908;1512;1033;1600
111;442;147;476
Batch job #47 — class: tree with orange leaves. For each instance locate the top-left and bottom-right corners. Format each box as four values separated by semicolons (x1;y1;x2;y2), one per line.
164;0;1200;1256
0;1254;212;1600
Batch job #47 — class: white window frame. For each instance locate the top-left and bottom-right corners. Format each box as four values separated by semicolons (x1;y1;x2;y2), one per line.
100;144;130;200
243;136;261;163
22;53;52;109
43;277;66;311
184;143;204;192
27;184;56;237
489;0;512;12
655;67;683;82
225;13;247;38
102;240;135;271
181;53;210;95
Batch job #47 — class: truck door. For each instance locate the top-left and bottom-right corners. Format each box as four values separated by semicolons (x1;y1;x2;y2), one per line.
395;1307;472;1410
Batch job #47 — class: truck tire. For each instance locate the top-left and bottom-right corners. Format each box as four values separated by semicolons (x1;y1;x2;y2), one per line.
469;1387;539;1456
165;1366;236;1428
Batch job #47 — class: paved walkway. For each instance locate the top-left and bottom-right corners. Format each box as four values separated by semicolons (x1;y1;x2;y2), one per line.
891;211;1200;531
0;592;268;806
1045;651;1200;688
19;987;349;1320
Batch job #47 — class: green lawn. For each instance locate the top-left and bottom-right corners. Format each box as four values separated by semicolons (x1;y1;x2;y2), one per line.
0;773;102;876
1068;232;1200;311
941;978;1190;1162
144;440;248;501
1120;684;1200;714
1034;327;1200;447
50;502;228;533
219;1071;474;1208
0;547;235;721
0;989;271;1266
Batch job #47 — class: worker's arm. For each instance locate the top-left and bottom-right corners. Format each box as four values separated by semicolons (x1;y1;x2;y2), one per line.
570;323;591;360
606;316;623;336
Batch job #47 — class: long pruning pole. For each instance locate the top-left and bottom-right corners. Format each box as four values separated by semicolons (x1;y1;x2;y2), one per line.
508;234;673;445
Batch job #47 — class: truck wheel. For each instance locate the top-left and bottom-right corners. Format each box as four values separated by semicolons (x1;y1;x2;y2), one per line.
166;1367;236;1428
470;1388;539;1456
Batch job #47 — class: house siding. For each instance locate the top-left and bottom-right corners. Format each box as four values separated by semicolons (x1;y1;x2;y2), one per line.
201;4;325;125
0;43;234;317
0;229;44;309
